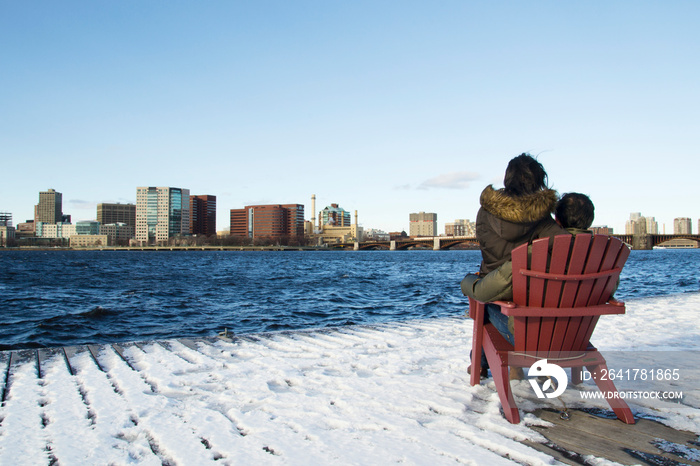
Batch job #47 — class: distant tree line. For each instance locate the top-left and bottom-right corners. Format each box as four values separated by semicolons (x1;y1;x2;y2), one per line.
166;235;315;248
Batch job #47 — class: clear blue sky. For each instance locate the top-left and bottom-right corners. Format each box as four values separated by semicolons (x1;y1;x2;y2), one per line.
2;1;698;234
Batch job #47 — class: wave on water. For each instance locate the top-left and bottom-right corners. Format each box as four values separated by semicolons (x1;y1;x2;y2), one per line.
0;249;697;350
35;306;118;324
79;306;117;318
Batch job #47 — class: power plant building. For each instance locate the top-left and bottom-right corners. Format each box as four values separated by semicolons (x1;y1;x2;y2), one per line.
229;204;305;238
312;202;362;243
317;222;363;244
135;187;191;244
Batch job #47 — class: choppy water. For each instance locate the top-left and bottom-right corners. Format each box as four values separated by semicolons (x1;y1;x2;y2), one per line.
0;249;698;349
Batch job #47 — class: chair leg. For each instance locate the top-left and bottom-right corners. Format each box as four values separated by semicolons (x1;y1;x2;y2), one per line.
469;299;485;386
571;367;583;385
586;363;635;424
483;326;520;424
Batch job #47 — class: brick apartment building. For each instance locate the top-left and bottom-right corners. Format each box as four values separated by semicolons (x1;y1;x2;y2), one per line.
230;204;304;238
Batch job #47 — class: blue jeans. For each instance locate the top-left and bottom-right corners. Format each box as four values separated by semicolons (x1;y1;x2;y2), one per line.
486;303;514;346
472;304;514;369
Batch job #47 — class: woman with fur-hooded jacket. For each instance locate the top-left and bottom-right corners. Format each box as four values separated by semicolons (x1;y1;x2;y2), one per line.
462;192;594;304
474;154;566;276
463;154;566;376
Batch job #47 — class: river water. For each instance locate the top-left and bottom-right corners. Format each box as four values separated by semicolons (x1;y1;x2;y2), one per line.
0;249;698;350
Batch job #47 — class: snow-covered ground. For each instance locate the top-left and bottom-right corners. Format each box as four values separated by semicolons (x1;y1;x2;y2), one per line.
1;293;699;465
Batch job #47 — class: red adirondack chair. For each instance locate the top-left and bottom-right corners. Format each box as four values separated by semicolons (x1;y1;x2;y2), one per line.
468;234;635;424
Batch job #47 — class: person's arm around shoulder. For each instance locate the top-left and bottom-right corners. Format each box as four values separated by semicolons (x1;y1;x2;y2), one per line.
461;261;513;302
538;217;569;240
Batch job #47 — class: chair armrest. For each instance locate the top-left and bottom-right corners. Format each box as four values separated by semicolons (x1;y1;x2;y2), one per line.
490;300;517;309
500;302;626;317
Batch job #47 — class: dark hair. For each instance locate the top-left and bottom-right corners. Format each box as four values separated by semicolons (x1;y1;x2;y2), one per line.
555;193;595;229
503;153;548;196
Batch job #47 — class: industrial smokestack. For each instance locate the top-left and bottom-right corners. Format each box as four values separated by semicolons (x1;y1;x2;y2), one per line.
311;194;316;230
355;210;358;226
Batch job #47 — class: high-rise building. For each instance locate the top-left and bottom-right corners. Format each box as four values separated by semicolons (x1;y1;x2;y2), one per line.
319;204;351;228
674;218;692;234
285;204;305;237
190;195;217;236
97;203;136;226
625;212;657;235
34;189;63;226
135;187;191;244
0;213;14;246
229;204;305;238
445;219;475;236
0;212;11;227
409;212;437;237
645;217;659;234
229;208;248;237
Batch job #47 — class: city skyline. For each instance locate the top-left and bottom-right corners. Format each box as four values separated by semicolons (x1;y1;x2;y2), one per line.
7;185;699;237
2;2;699;234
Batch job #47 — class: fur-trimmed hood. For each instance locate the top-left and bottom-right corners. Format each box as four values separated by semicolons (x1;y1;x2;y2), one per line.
479;185;558;224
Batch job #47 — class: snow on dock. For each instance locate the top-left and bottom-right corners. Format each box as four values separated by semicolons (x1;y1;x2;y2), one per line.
1;294;700;465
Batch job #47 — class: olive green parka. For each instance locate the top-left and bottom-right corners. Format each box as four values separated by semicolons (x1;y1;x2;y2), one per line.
461;227;593;303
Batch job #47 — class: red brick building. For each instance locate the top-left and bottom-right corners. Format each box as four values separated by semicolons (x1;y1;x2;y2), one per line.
230;204;304;238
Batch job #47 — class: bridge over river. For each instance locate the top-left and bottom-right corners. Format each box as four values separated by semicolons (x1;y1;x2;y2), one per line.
333;234;700;251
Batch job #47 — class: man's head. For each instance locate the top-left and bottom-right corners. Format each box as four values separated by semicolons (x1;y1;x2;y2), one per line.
555;193;594;230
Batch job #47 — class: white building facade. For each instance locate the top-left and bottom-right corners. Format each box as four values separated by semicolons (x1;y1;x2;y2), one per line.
101;223;136;244
674;218;692;234
444;219;475;237
625;213;658;235
409;212;437;237
136;187;191;244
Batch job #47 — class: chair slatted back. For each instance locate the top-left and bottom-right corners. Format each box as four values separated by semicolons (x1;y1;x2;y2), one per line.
511;234;629;354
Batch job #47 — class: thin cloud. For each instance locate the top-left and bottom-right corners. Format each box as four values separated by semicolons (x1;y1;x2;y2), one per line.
68;199;96;209
418;172;480;190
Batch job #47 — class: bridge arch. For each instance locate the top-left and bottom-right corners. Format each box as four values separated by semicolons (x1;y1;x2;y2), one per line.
357;243;391;250
437;239;480;250
394;241;433;250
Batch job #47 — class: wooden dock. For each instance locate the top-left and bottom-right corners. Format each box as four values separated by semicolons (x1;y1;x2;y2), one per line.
526;408;700;465
1;339;699;464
